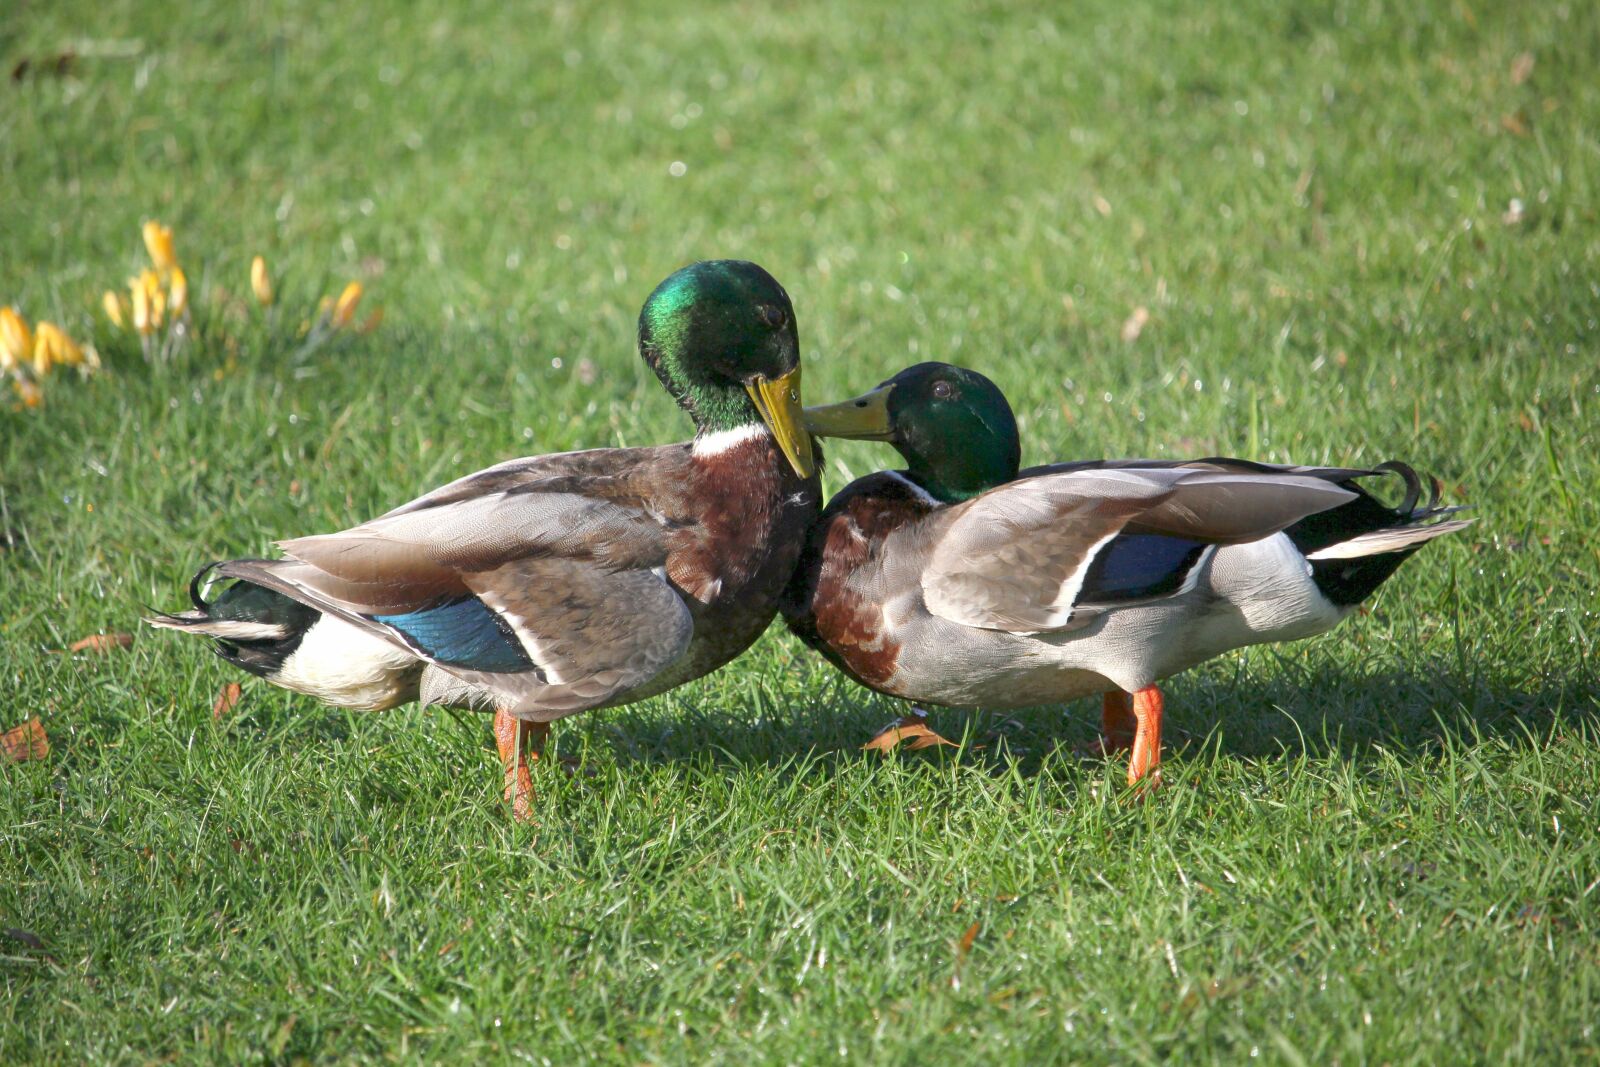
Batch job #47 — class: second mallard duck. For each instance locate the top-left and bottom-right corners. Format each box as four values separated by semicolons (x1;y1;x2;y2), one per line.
785;362;1469;784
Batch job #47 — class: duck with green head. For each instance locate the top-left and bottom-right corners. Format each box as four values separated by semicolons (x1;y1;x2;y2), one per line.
150;260;820;819
784;362;1469;784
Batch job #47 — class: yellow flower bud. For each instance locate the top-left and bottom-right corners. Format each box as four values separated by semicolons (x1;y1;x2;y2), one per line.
331;281;364;329
168;267;189;319
143;221;177;273
251;256;274;306
151;288;167;329
0;307;31;367
103;290;127;328
132;281;154;335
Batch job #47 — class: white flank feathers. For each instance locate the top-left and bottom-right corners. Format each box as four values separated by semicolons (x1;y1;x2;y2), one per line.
273;616;418;710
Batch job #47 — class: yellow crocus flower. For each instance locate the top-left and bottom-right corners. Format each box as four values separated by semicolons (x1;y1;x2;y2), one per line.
0;307;31;368
143;221;178;273
331;281;364;329
33;322;60;377
168;267;189;319
103;290;127;328
251;256;273;306
54;327;85;367
137;270;164;329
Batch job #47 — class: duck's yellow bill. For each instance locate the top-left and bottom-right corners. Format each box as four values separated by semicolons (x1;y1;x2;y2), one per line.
746;366;816;479
802;383;894;441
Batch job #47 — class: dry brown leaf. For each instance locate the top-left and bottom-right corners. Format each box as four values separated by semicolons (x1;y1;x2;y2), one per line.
1500;111;1529;137
213;682;244;720
1;718;49;763
1121;306;1150;344
862;719;956;753
957;920;981;958
1510;51;1535;85
69;632;132;653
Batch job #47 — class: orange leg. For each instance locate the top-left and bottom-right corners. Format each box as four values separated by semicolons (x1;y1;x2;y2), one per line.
494;708;551;822
1101;691;1138;753
1077;692;1137;758
1125;685;1164;787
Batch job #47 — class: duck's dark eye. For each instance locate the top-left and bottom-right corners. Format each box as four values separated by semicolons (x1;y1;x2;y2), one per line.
759;304;788;329
932;380;954;399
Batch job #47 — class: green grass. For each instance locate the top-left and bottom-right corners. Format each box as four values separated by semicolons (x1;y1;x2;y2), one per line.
3;0;1598;1061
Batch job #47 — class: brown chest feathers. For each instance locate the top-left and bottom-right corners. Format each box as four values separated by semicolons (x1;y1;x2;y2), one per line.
641;431;820;690
783;472;934;691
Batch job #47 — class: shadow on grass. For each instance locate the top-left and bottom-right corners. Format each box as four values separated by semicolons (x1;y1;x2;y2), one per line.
552;659;1600;778
77;655;1596;788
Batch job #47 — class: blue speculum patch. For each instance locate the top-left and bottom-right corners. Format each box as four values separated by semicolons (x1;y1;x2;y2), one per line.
1080;534;1209;603
373;596;535;672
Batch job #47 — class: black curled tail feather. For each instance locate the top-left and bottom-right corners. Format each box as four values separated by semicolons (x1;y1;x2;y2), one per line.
1288;460;1472;607
188;560;225;612
145;561;321;679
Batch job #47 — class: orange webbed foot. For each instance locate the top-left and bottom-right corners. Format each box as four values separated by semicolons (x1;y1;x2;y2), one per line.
862;707;958;753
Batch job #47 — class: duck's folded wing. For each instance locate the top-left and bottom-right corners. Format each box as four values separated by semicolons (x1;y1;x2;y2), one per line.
218;490;692;718
920;468;1357;633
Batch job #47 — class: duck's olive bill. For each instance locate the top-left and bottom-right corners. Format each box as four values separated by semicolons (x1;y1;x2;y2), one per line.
802;383;895;441
745;366;816;478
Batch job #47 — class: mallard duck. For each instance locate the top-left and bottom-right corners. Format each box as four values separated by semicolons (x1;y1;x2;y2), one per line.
149;260;820;818
784;361;1470;785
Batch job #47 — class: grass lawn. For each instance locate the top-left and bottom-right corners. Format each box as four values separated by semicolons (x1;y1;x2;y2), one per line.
3;0;1598;1061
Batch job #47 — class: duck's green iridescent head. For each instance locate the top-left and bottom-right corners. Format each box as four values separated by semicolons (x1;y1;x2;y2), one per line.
804;362;1020;503
638;260;814;477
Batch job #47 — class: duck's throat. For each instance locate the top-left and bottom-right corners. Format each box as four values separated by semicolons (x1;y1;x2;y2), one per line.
683;380;764;435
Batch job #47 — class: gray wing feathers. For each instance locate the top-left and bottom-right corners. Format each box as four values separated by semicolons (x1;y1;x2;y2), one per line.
221;487;693;718
921;468;1357;633
279;492;664;588
457;558;693;720
1122;472;1358;541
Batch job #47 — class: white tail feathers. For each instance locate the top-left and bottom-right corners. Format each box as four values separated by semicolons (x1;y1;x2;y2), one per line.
143;612;292;641
1304;518;1474;561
